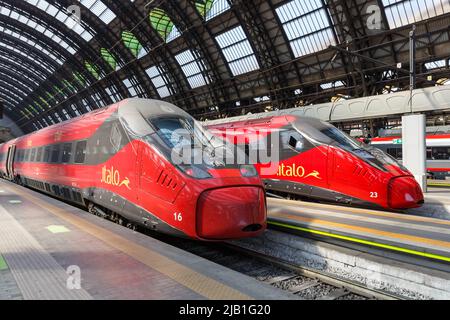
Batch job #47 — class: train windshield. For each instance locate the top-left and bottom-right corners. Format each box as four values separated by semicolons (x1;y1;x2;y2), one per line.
297;120;402;172
318;126;362;152
150;117;234;168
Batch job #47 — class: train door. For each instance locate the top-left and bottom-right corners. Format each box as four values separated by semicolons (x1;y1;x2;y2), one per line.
328;146;359;193
6;145;16;180
138;143;185;204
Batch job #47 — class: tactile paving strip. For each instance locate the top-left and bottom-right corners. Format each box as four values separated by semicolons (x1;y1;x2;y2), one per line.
0;205;92;300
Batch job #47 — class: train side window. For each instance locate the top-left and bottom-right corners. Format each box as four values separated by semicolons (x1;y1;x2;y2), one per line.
24;149;30;162
36;147;43;163
427;148;433;160
75;141;87;164
281;130;306;153
51;145;61;163
62;143;73;163
44;146;51;163
432;147;450;160
30;148;37;162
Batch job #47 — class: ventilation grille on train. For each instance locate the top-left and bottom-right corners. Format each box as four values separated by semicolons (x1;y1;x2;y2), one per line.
353;165;376;184
156;170;179;190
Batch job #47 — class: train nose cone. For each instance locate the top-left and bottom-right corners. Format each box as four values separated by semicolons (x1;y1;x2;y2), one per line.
388;176;424;209
196;187;267;240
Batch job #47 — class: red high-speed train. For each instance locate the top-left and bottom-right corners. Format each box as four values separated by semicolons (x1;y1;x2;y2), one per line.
207;115;424;210
0;99;266;240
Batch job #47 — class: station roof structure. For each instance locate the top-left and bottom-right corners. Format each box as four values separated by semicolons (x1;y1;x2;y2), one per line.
0;0;449;133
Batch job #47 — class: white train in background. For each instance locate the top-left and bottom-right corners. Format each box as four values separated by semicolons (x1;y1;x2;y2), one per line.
367;127;450;181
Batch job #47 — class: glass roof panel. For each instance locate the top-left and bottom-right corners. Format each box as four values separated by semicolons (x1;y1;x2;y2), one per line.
145;65;173;98
85;61;100;80
122;31;144;58
0;26;65;65
276;0;337;58
80;0;117;25
25;0;95;41
150;8;181;42
0;7;78;54
215;26;260;76
175;50;210;88
382;0;450;29
101;48;118;70
123;78;138;97
195;0;230;21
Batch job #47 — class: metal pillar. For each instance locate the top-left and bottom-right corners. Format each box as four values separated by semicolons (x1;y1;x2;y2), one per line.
409;25;416;113
402;25;427;192
402;114;427;192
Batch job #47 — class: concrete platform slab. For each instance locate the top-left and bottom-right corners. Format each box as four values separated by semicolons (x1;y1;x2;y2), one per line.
0;180;291;300
268;198;450;263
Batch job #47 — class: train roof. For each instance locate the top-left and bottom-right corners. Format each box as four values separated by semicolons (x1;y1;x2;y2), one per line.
206;115;326;129
0;99;192;147
118;98;192;137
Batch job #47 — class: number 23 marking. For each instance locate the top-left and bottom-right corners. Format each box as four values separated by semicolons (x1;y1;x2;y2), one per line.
370;192;378;199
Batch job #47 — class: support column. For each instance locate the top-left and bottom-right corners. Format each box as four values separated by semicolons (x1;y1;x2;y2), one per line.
402;114;427;192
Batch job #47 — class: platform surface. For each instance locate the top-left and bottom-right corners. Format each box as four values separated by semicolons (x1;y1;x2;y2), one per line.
0;180;291;300
268;198;450;263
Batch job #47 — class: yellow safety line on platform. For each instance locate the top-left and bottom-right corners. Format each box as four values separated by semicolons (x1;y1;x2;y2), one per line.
269;212;450;249
4;184;252;300
268;221;450;263
268;198;450;226
428;183;450;188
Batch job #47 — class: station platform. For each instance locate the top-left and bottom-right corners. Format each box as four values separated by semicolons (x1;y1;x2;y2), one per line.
267;198;450;264
0;180;290;300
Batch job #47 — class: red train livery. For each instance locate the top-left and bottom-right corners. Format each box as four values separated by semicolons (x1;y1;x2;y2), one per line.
207;116;424;210
0;99;267;240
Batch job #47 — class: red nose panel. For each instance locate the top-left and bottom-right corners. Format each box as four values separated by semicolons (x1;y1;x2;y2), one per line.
388;176;424;209
197;187;267;240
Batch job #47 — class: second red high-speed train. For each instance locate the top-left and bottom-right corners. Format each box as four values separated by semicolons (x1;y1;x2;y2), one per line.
0;99;267;240
207;115;424;210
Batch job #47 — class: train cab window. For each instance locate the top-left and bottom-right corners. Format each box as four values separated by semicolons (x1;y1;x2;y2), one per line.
110;123;123;152
62;143;73;163
51;145;61;163
75;141;87;164
36;147;43;163
44;146;51;163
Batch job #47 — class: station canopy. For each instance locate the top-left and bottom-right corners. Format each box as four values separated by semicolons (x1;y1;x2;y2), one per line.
0;0;449;133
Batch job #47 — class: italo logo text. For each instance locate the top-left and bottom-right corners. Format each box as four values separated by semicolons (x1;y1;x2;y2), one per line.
277;163;321;180
101;166;131;190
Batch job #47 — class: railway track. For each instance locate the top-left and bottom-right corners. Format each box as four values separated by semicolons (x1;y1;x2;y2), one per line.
168;238;403;300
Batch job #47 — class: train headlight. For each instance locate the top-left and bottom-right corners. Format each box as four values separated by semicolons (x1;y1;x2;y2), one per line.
240;165;258;177
179;165;212;179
